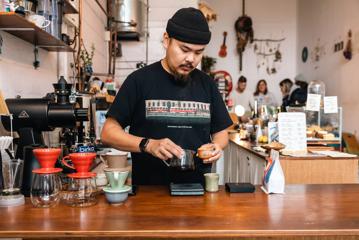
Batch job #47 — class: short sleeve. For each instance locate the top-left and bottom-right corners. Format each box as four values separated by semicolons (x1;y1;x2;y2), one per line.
106;75;139;128
209;80;233;134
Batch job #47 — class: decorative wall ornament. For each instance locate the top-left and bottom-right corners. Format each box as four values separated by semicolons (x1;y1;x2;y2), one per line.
343;30;352;60
198;2;217;22
311;38;327;69
234;0;254;72
218;31;228;58
302;47;308;63
252;37;285;75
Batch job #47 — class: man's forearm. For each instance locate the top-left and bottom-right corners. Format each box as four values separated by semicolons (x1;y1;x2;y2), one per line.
211;129;229;150
101;118;142;152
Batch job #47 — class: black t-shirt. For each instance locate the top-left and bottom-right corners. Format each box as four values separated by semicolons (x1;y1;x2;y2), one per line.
106;61;232;185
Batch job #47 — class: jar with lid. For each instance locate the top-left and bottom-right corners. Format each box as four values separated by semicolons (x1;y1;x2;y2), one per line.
308;80;326;106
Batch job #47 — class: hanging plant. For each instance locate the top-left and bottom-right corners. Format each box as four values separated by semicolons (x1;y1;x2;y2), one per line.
79;43;95;75
201;56;217;74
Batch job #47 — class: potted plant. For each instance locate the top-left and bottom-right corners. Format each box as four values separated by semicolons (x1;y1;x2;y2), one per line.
79;43;95;82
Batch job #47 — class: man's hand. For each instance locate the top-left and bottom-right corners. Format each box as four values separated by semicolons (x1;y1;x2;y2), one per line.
146;138;183;161
199;143;222;164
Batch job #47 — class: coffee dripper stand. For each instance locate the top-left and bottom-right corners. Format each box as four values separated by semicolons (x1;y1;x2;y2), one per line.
0;113;25;207
0;136;26;207
30;148;63;208
61;154;98;207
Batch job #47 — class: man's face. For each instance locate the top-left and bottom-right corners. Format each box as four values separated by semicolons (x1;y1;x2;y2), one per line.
238;81;246;92
163;33;205;84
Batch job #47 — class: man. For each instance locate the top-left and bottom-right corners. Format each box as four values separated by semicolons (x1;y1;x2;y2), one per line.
279;78;293;111
231;76;251;111
101;7;232;185
290;79;308;106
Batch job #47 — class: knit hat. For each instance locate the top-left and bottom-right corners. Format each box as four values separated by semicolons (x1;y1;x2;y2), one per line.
166;7;211;45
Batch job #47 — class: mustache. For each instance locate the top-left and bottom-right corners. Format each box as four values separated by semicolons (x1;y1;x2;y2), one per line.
179;63;194;69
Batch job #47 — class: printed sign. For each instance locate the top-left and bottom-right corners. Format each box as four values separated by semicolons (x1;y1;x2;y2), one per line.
306;94;321;112
278;112;307;152
324;96;338;114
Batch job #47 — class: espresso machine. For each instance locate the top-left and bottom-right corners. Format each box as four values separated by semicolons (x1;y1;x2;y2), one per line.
1;76;88;196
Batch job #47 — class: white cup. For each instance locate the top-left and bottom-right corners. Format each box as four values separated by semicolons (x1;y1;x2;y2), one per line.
27;14;50;29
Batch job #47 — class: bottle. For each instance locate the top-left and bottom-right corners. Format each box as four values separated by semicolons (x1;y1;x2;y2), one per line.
255;124;263;144
252;100;259;119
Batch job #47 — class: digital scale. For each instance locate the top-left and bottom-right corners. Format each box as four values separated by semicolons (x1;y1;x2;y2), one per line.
169;183;204;196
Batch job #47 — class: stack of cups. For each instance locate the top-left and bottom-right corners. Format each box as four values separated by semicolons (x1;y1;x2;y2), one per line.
101;150;131;205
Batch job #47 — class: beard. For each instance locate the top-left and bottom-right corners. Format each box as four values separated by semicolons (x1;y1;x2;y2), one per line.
169;63;194;87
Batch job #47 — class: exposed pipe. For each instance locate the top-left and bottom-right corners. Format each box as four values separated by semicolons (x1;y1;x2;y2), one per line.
94;0;109;17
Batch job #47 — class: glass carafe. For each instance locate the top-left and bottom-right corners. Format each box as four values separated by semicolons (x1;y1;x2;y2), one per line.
30;172;62;208
64;177;97;207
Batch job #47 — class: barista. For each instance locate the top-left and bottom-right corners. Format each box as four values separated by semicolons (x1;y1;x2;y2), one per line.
101;8;232;185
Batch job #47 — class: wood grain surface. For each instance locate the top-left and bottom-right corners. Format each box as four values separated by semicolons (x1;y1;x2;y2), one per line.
1;185;359;239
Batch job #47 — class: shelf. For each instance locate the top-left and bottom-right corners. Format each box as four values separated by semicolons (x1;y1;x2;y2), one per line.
63;0;79;14
0;12;74;52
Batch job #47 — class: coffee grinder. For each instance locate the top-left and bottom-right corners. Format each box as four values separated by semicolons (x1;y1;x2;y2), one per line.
1;76;88;196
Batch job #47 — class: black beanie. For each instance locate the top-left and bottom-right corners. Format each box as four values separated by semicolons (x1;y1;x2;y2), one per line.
166;7;211;45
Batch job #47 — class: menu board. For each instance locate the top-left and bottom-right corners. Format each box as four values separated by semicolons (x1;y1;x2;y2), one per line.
278;112;307;153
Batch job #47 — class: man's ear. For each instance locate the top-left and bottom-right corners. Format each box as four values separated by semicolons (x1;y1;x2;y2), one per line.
163;32;170;49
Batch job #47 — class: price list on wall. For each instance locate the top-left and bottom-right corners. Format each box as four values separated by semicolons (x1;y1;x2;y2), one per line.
278;112;307;152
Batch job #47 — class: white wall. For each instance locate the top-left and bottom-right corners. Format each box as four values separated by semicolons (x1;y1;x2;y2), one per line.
115;0;198;84
82;0;108;75
0;0;108;98
297;0;359;138
203;0;297;102
0;32;58;98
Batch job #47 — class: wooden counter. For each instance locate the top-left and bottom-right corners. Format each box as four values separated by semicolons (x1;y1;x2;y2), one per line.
1;185;359;239
225;133;358;184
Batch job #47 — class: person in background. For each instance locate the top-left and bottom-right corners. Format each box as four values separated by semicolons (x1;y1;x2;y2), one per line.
279;78;293;111
101;8;232;186
289;79;308;106
251;79;277;110
231;76;252;112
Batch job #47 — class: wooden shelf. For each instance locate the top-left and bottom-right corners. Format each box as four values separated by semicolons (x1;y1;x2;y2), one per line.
63;0;79;14
0;12;74;52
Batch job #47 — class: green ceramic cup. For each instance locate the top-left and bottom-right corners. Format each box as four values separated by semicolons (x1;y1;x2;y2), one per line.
104;168;129;190
204;173;219;192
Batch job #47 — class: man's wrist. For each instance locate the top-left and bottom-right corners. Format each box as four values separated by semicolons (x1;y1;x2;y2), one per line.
139;138;150;153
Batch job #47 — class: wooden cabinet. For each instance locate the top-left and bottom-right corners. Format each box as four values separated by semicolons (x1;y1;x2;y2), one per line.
225;133;359;185
224;141;265;185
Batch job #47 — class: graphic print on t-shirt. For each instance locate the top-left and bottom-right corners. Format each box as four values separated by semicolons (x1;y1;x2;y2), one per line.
145;99;210;125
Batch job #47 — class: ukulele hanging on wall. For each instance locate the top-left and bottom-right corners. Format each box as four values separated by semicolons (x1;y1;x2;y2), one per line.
218;31;228;58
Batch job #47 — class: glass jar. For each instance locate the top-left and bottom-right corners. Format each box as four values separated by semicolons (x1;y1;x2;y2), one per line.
30;172;62;208
308;80;326;101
